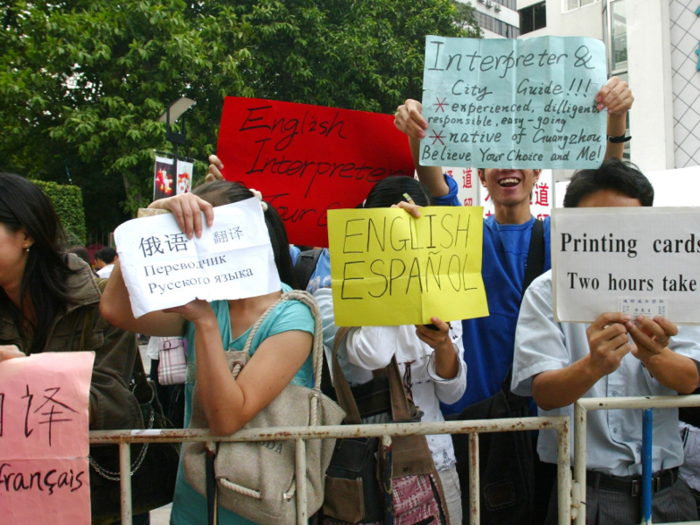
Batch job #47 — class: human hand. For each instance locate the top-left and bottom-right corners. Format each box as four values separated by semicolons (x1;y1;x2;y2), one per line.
596;76;634;116
626;315;678;364
394;99;429;140
415;317;452;353
392;200;422;218
0;345;26;362
148;193;214;239
586;312;634;377
206;155;224;182
164;299;216;325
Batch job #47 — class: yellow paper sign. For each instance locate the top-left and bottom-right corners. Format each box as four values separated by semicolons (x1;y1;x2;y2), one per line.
328;206;489;326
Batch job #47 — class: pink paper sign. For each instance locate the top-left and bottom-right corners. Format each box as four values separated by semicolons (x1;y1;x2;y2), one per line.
0;352;95;524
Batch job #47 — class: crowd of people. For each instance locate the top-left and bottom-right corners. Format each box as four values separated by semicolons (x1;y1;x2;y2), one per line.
2;75;700;525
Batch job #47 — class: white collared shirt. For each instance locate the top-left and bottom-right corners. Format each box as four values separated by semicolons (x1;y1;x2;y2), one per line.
512;270;700;477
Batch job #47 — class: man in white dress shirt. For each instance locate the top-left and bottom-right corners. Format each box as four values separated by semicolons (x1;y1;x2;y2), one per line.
511;159;700;524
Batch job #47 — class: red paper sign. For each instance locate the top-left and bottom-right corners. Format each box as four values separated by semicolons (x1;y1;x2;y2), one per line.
217;98;415;247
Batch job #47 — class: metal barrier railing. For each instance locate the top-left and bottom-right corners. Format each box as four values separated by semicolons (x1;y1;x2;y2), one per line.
573;394;700;525
90;416;570;525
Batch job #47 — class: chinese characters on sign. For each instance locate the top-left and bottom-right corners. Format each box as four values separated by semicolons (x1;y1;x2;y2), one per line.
116;198;281;318
0;352;94;524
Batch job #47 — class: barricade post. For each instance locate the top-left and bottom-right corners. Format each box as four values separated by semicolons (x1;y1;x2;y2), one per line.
90;417;569;525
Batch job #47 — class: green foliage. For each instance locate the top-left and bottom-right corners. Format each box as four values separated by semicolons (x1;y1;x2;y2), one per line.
32;180;87;246
0;0;480;231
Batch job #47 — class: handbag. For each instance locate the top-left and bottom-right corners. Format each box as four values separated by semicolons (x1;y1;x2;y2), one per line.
89;351;181;524
320;327;449;525
85;279;180;525
447;218;546;525
182;290;346;525
158;337;187;385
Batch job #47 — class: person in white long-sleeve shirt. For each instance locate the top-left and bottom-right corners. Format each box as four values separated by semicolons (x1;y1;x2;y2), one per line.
314;176;467;524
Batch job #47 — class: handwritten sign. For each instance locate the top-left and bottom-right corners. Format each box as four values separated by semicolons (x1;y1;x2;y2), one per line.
115;198;281;318
421;36;606;169
217;98;415;247
0;352;94;524
328;207;489;326
552;207;700;324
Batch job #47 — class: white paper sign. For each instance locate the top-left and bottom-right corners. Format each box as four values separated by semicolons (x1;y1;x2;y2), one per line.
115;198;281;318
552;207;700;324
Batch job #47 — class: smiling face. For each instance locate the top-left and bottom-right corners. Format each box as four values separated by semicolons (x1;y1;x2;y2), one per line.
479;168;541;223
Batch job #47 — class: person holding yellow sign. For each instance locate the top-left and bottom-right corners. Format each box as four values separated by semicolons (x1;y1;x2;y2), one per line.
315;176;466;524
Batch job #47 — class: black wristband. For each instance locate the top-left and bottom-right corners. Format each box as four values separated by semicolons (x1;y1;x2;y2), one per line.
607;134;631;143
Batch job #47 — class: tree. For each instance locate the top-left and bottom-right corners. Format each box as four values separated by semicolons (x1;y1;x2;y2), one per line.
0;0;479;236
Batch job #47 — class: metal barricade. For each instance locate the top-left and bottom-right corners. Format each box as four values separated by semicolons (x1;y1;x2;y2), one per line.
90;416;570;525
573;394;700;525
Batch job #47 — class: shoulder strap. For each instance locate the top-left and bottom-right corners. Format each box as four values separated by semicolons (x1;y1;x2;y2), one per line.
293;248;323;291
241;290;325;391
330;327;412;424
501;218;546;396
522;217;545;298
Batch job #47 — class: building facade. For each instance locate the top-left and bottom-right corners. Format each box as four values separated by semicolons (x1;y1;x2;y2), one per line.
460;0;521;38
515;0;700;172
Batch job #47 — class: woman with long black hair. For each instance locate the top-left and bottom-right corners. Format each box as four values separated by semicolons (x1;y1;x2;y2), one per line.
0;172;141;429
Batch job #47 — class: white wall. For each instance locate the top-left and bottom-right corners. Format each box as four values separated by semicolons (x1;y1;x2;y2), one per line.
626;0;675;171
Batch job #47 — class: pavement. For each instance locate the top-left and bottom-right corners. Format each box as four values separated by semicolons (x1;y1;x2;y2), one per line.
138;344;173;525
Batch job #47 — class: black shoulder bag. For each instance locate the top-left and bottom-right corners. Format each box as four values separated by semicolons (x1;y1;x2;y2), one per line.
448;218;545;525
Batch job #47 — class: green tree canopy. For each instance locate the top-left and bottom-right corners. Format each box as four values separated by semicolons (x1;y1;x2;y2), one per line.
0;0;479;235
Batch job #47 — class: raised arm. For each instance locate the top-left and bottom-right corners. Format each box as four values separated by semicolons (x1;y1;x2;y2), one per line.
100;193;216;336
174;299;312;435
597;76;634;160
100;259;186;336
394;99;450;198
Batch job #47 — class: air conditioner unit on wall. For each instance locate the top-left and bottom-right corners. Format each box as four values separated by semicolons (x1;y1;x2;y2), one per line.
484;0;493;7
494;3;502;11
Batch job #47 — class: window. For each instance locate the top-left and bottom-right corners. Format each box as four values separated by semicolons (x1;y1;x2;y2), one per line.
520;2;546;35
493;0;517;9
564;0;599;13
610;0;627;73
475;11;520;38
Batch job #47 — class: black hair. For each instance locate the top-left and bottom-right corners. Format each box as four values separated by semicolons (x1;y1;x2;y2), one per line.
193;180;297;289
363;176;434;209
564;159;654;208
0;173;76;354
94;247;117;264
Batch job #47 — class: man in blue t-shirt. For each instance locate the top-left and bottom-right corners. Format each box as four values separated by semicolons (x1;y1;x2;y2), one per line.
393;76;634;413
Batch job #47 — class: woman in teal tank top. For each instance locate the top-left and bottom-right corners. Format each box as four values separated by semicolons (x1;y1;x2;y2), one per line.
101;181;315;524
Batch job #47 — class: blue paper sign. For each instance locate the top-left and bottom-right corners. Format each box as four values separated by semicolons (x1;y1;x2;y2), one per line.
421;36;607;169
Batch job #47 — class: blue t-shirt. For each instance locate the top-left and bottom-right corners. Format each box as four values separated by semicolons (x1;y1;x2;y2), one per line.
442;215;551;413
434;172;461;207
171;284;315;525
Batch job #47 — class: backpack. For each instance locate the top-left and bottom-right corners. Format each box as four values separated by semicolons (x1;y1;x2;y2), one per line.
293;248;323;291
